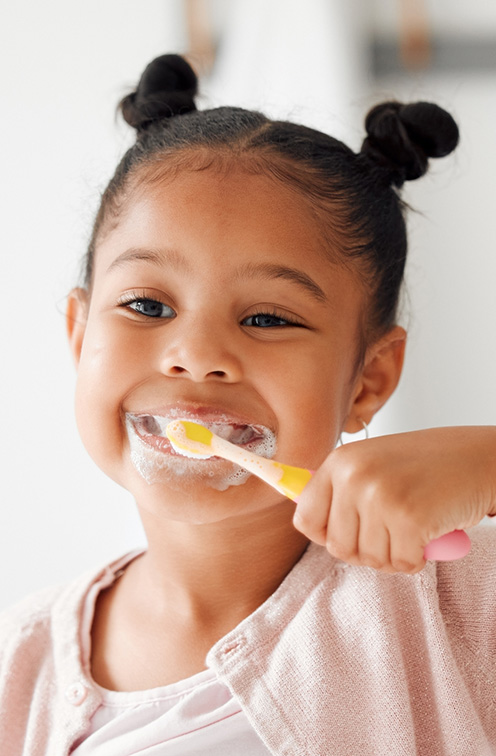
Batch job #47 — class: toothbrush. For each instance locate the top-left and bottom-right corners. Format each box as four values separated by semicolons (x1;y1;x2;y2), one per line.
165;420;471;562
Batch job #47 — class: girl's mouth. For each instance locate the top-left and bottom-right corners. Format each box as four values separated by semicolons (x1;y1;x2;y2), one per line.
124;408;277;489
127;412;272;456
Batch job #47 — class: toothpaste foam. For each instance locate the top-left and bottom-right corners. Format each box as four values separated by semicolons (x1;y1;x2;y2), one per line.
125;411;276;492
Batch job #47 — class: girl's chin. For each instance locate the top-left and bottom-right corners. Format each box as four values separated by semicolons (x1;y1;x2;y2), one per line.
126;467;278;527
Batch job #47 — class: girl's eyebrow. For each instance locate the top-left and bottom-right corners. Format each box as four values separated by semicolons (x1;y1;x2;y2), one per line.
237;262;328;303
106;248;327;303
106;247;191;274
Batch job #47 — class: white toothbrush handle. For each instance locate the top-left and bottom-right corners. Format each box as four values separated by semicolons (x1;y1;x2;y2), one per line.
210;436;285;489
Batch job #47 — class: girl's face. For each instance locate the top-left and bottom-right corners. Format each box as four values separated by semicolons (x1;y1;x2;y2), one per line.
68;167;374;523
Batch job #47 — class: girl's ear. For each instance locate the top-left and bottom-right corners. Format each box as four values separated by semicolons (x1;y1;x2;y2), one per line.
343;326;406;433
66;288;89;368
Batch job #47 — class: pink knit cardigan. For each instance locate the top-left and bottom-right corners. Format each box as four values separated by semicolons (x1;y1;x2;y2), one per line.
1;525;495;755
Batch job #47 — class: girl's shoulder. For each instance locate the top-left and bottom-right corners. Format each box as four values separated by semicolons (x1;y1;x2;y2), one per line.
435;523;496;652
0;580;75;698
436;522;496;587
0;550;141;659
0;582;68;646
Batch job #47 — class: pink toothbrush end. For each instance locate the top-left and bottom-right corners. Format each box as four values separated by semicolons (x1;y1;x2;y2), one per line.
423;530;471;561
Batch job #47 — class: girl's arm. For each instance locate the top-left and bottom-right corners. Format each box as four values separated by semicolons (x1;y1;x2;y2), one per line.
293;426;496;573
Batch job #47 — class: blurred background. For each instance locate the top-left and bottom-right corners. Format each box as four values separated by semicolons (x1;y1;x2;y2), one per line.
1;0;495;609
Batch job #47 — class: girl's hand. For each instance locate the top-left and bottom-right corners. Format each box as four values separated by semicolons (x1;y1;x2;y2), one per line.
293;426;496;574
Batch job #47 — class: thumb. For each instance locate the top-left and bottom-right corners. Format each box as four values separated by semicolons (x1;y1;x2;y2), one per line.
293;462;334;546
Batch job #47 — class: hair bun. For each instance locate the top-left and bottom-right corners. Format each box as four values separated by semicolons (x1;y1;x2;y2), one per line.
361;101;459;187
120;54;198;132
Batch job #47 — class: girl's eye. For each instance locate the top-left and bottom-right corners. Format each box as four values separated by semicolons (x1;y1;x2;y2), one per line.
242;312;300;328
122;298;175;319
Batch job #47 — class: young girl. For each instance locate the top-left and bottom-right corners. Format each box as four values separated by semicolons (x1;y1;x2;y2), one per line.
1;54;495;755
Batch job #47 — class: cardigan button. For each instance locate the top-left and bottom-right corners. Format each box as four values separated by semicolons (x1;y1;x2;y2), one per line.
65;682;88;706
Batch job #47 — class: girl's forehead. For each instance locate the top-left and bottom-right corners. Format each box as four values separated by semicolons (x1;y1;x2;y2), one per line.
97;166;336;270
138;165;316;220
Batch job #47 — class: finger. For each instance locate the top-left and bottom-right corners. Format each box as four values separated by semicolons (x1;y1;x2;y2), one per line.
293;469;333;546
389;524;426;574
325;499;360;563
357;516;391;571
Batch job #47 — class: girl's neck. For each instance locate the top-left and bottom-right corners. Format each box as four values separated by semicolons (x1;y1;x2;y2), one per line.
127;503;309;625
90;501;309;690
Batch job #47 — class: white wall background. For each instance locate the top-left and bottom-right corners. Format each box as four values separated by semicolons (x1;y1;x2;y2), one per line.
366;0;496;435
0;0;188;608
1;0;495;610
367;71;496;436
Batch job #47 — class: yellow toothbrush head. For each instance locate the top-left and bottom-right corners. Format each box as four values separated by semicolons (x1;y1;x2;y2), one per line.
166;420;215;459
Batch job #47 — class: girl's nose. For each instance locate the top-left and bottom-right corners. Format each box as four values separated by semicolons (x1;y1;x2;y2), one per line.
159;323;243;383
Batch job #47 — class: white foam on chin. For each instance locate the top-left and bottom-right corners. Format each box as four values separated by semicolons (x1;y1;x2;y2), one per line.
125;413;277;492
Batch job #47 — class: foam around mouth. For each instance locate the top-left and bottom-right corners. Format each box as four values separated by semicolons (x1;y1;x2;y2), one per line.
125;409;277;491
